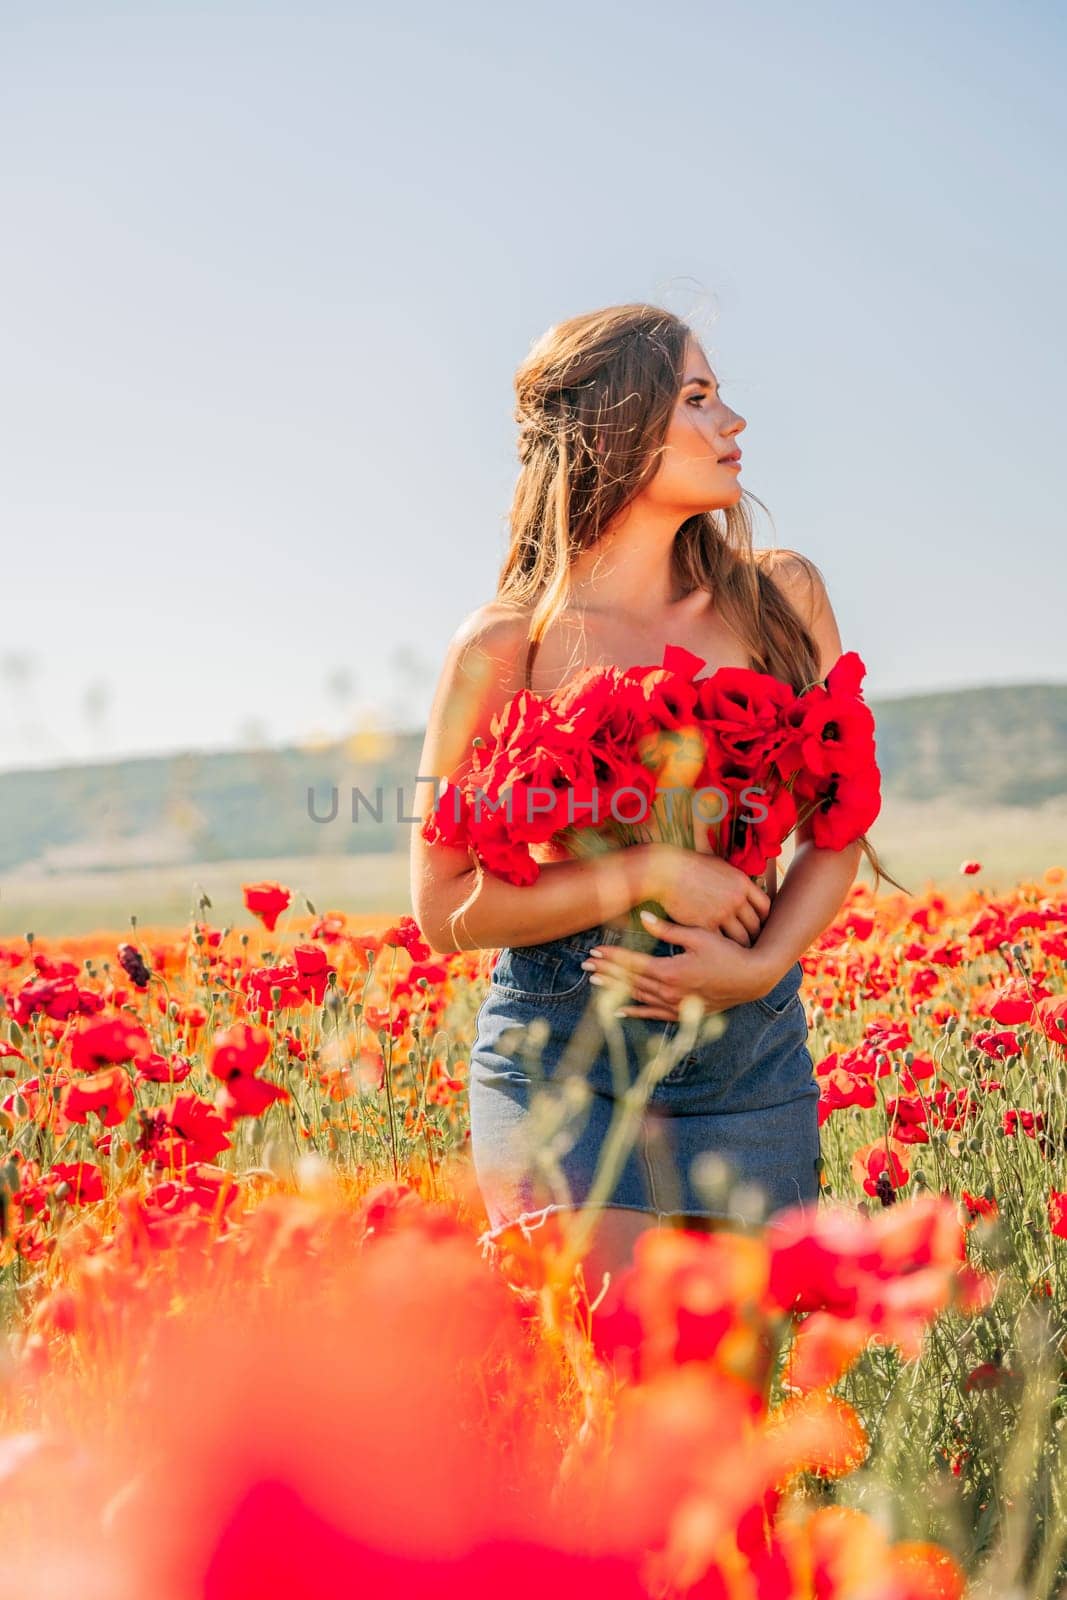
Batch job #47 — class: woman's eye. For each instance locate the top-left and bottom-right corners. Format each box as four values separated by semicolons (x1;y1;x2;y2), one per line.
686;396;705;407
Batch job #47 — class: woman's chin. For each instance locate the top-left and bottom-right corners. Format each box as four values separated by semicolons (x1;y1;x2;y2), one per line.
695;484;744;513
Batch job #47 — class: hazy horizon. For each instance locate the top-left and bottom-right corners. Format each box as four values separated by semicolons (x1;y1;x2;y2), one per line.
0;673;1064;781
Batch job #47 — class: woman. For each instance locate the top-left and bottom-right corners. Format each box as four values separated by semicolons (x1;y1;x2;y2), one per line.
410;304;898;1276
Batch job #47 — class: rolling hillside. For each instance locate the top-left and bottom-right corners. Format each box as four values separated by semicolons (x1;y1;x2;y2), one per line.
1;682;1064;877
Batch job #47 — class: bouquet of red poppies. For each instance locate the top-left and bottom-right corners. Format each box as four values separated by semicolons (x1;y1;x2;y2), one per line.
422;644;881;923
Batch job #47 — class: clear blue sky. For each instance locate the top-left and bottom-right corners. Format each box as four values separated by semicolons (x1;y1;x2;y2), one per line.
2;0;1064;772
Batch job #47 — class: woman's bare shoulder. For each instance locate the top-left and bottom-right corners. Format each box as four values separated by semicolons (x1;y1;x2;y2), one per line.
447;599;534;681
753;547;843;676
752;546;827;627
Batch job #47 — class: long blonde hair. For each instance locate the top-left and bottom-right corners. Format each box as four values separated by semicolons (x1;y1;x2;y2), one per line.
496;303;905;895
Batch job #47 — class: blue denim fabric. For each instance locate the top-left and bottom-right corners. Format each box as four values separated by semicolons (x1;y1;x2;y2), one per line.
467;919;821;1233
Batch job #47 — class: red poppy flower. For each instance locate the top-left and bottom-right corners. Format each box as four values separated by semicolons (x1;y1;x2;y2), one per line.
14;975;86;1026
884;1096;931;1145
794;764;882;850
1035;994;1067;1054
136;1052;193;1085
45;1160;105;1204
70;1016;153;1073
1003;1108;1044;1139
379;917;432;963
718;776;798;875
961;1191;998;1222
965;1361;1006;1392
818;1067;877;1126
972;1029;1022;1061
695;667;797;774
208;1022;289;1123
60;1066;135;1128
985;979;1039;1026
791;682;877;780
1049;1189;1067;1240
216;1076;290;1122
246;963;307;1012
242;881;292;932
209;1022;272;1082
852;1142;909;1199
138;1092;233;1166
292;943;332;1004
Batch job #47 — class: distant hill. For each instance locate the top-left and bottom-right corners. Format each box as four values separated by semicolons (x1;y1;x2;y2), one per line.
1;682;1064;877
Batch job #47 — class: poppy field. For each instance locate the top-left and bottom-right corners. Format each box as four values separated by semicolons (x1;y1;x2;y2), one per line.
1;864;1067;1598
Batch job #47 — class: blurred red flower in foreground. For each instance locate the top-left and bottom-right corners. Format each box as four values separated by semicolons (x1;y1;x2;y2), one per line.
1;1188;976;1600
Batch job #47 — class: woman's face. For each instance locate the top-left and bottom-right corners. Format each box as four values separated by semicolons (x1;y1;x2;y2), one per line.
643;337;747;512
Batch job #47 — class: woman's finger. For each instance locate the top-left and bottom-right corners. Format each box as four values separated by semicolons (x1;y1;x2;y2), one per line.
592;973;675;1006
587;954;674;986
747;878;772;917
720;915;752;947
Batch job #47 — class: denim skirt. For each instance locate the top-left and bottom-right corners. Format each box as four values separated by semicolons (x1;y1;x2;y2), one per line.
467;919;821;1233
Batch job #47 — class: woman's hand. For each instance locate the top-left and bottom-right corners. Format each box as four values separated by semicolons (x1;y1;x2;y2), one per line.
581;909;782;1021
644;842;771;948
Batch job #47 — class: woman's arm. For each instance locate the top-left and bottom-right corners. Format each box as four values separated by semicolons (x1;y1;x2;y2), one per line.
409;602;660;954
